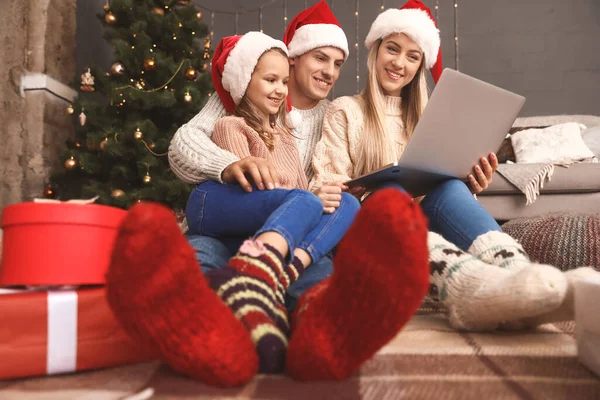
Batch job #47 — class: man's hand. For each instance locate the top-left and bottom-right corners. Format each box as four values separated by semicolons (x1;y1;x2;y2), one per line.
468;152;498;194
313;182;347;214
221;157;279;192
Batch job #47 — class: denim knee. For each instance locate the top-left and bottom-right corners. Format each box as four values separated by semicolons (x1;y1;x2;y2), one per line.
289;188;324;222
421;179;469;210
340;192;361;219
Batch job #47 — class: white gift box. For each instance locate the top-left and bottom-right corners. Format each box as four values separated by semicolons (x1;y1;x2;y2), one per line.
575;276;600;377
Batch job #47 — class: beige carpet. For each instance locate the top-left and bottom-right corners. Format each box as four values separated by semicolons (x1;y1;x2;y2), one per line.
2;301;599;400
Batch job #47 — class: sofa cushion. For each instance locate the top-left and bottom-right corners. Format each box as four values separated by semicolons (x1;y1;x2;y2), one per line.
484;163;600;195
502;213;600;271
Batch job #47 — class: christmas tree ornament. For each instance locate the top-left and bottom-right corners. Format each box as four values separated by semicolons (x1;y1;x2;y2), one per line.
183;91;192;103
75;141;82;148
79;111;87;126
111;189;125;198
203;38;211;50
200;63;209;72
66;104;74;115
100;137;109;151
203;52;211;60
196;11;203;21
143;58;157;71
64;157;79;170
105;11;117;25
103;0;110;12
43;185;55;198
185;67;198;80
133;128;144;140
148;142;156;149
135;79;146;90
143;174;152;184
80;68;95;92
152;7;164;16
110;62;125;76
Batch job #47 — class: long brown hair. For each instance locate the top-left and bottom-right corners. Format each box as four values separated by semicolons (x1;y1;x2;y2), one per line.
234;48;292;150
355;39;428;176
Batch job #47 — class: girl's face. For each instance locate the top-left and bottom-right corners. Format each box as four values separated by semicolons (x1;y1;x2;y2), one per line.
247;50;289;118
375;33;423;97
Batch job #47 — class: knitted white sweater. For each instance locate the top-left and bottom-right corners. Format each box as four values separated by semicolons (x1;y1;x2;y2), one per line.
168;93;330;184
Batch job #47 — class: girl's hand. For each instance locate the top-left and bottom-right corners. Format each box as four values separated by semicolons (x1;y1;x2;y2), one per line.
313;182;347;214
468;153;498;194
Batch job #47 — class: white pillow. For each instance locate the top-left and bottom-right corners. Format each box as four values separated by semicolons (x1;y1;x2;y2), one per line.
510;122;595;164
582;125;600;159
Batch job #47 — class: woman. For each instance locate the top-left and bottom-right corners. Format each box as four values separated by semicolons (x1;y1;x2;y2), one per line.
311;5;597;332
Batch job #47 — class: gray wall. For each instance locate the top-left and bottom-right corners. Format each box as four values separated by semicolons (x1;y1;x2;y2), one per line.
78;0;600;117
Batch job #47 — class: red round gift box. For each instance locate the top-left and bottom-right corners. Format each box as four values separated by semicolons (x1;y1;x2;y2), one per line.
0;202;126;286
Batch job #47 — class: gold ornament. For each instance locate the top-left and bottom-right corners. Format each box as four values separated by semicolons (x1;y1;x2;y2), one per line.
103;0;110;11
183;91;192;103
185;67;198;80
143;58;157;71
203;52;211;60
133;128;143;140
110;62;125;76
64;157;78;170
111;189;125;198
75;141;82;148
43;186;55;198
135;79;146;90
203;38;211;51
200;63;209;72
80;68;95;92
79;111;87;126
196;11;203;21
148;142;156;150
143;174;152;184
100;137;109;151
152;7;165;16
105;11;117;25
66;104;74;114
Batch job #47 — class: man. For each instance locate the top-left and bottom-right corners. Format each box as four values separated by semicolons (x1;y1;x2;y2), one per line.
168;0;351;311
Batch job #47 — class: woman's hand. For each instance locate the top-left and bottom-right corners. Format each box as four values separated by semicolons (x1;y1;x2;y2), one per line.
468;153;498;194
313;182;347;214
345;185;367;200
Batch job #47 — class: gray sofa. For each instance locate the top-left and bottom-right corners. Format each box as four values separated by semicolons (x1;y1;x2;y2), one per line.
478;115;600;221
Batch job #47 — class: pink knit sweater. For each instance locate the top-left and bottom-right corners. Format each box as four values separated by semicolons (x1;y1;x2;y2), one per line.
212;116;308;190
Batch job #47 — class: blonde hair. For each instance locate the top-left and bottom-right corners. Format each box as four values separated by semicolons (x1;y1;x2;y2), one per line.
234;48;292;150
355;39;427;176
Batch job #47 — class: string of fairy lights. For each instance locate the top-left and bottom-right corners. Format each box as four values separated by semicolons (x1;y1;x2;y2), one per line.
198;0;460;94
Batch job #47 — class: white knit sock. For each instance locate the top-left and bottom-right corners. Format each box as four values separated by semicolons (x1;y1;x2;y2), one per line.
429;232;568;331
516;267;600;326
468;231;529;269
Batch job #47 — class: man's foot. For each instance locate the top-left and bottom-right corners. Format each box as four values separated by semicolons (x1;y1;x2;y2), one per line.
106;203;258;387
429;232;568;331
286;189;430;381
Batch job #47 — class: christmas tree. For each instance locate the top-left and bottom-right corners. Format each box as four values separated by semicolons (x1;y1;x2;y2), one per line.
47;0;213;212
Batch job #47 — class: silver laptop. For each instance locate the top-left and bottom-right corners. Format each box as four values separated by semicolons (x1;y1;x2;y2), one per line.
345;68;526;196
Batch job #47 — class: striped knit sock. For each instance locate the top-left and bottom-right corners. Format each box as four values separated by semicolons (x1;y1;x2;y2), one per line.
429;232;569;331
205;240;289;373
106;202;258;387
468;231;530;269
278;256;306;291
286;189;430;381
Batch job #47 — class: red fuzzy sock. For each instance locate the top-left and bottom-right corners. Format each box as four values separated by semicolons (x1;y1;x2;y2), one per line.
286;189;430;381
105;203;258;387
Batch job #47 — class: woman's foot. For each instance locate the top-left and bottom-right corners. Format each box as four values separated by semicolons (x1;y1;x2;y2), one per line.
106;203;258;387
286;189;430;381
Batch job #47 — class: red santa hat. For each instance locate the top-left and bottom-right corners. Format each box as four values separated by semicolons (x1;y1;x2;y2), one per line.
283;0;349;60
211;32;288;114
365;0;443;83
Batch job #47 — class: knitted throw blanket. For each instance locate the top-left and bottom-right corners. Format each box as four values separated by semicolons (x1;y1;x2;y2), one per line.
495;163;554;205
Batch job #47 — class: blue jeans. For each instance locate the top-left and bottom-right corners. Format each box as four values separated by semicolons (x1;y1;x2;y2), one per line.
378;179;501;250
186;181;360;263
185;233;334;313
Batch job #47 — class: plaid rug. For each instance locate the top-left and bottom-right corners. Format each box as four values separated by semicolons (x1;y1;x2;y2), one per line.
2;300;599;400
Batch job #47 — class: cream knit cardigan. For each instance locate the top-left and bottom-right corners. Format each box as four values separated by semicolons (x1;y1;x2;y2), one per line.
311;95;412;191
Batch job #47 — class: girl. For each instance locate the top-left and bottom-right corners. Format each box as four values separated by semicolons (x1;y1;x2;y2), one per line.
311;4;597;332
183;31;360;372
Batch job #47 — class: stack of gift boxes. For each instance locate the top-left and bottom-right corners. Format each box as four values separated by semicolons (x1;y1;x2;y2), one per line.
0;201;157;380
